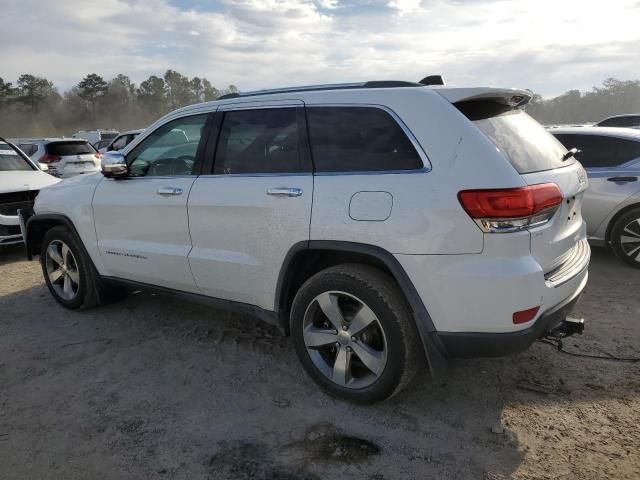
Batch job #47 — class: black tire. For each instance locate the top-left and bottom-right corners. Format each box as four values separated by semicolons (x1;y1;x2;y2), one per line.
290;264;421;404
610;207;640;269
40;225;126;309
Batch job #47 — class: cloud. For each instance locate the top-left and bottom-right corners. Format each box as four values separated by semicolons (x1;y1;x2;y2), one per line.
0;0;638;98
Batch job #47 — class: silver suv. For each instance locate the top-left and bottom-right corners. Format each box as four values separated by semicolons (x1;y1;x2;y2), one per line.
16;138;102;178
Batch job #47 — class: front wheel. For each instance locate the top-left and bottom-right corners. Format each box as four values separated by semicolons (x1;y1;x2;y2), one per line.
40;226;125;309
610;208;640;268
290;264;421;404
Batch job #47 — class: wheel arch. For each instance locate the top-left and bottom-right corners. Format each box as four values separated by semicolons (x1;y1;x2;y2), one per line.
605;202;640;245
275;240;449;379
25;213;83;260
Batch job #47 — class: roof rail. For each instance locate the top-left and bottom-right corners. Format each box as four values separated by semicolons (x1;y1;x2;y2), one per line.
217;80;425;101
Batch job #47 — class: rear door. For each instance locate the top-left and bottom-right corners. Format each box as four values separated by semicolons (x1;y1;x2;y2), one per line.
469;107;588;270
553;133;640;236
187;102;313;310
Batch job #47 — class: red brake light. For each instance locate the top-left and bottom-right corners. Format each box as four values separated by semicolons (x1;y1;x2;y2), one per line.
458;183;563;218
40;153;61;163
513;306;540;324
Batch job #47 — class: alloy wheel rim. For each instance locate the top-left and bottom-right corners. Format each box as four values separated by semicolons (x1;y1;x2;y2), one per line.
45;240;80;301
302;291;387;389
620;218;640;262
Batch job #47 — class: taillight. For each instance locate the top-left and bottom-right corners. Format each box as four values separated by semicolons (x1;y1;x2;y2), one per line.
458;183;563;233
40;153;61;163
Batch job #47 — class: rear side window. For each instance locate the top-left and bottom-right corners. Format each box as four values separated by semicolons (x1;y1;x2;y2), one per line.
214;108;307;174
553;134;640;168
17;143;37;156
458;102;571;174
46;141;95;156
306;107;422;173
597;116;640;128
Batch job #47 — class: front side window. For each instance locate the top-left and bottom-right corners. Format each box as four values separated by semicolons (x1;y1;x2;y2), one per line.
554;134;640;168
306;106;423;173
127;114;208;177
214;108;306;174
0;143;35;171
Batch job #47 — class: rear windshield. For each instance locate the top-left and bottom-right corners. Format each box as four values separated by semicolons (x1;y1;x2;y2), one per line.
0;143;35;171
457;101;573;174
46;141;96;156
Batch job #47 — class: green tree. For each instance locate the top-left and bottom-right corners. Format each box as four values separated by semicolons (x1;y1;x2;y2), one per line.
138;75;167;116
202;78;220;101
16;74;58;110
164;69;194;109
0;77;15;106
77;73;108;112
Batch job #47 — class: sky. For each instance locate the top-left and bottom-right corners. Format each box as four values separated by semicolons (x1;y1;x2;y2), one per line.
1;0;639;98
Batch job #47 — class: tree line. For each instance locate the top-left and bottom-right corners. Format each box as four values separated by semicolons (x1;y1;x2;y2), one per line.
0;71;238;138
524;78;640;125
0;73;638;138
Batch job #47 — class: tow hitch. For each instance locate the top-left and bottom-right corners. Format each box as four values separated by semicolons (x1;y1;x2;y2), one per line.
546;317;585;340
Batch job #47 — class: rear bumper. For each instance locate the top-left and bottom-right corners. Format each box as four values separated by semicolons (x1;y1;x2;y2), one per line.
436;281;585;357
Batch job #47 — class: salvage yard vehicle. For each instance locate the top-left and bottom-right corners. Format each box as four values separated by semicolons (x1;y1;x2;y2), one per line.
20;78;590;403
98;129;145;153
0;139;58;246
551;127;640;267
16;139;102;178
72;129;119;145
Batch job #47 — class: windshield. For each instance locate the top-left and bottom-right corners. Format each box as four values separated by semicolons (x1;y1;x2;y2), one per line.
0;143;36;171
46;141;96;156
457;102;573;174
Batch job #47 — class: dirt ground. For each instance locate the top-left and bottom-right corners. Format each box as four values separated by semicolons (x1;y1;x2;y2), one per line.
0;245;638;480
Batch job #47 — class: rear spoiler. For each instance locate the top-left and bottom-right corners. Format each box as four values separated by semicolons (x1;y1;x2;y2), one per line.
434;87;532;107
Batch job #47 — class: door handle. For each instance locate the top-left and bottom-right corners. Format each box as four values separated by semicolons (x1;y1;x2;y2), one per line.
607;176;638;183
267;187;303;197
157;187;184;196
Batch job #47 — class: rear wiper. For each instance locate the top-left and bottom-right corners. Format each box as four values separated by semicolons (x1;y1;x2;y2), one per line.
562;147;580;162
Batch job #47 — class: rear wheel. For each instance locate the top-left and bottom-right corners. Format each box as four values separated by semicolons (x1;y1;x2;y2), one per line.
291;264;421;404
610;208;640;268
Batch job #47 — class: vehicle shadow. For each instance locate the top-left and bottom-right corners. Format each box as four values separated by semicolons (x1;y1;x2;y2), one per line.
0;243;27;266
1;249;638;480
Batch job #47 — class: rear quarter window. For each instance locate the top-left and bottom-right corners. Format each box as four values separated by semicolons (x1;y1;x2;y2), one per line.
306;106;423;173
457;102;571;174
47;141;96;156
17;143;38;156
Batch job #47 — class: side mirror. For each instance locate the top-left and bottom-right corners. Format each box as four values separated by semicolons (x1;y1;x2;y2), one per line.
101;152;128;179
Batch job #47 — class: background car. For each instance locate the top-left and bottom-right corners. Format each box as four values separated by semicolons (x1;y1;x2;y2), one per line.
15;138;102;178
594;114;640;129
98;129;144;153
72;129;119;145
551;127;640;267
0;139;59;246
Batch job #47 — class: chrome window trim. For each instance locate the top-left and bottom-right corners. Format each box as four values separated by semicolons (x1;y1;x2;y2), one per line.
304;103;432;172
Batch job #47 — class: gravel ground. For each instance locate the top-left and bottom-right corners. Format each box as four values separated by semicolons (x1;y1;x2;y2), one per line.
0;245;638;480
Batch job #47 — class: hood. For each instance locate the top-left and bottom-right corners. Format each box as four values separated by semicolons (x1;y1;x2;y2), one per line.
0;170;60;194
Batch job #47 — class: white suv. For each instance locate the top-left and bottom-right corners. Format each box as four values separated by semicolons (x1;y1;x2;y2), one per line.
20;80;590;403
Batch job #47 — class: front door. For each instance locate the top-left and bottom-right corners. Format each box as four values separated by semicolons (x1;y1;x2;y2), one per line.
188;103;313;310
92;113;211;291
